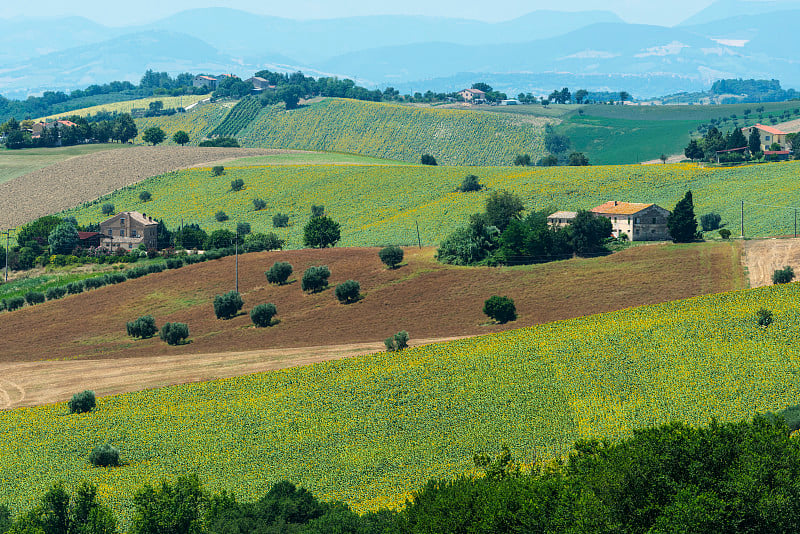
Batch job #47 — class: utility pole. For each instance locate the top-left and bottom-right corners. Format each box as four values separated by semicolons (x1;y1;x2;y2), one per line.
795;209;797;238
234;228;239;293
2;229;13;282
415;220;422;249
741;200;744;238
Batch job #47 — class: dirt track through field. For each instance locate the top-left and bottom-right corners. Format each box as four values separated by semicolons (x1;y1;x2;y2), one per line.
0;337;462;409
0;146;275;229
743;238;800;287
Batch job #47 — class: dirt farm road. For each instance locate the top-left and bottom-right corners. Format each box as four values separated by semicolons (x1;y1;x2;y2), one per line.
0;337;465;410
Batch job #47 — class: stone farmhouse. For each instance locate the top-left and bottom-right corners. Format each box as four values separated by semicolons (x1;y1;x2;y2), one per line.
741;123;789;151
99;211;158;251
591;201;671;241
458;88;486;103
193;75;218;89
546;211;578;228
547;202;671;241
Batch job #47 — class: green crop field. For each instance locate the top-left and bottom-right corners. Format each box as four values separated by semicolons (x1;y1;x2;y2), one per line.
2;281;799;525
479;101;800;164
226;152;410;166
59;160;800;248
38;95;208;121
133;102;231;145
0;144;130;185
234;98;551;165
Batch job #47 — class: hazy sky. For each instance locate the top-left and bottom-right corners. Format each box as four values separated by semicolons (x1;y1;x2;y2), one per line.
1;0;717;27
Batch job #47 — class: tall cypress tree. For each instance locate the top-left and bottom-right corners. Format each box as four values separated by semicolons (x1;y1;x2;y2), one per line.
667;191;698;243
748;128;762;156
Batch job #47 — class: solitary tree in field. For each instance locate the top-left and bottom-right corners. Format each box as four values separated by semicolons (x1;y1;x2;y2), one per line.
667;191;698;243
172;130;190;146
142;126;166;146
303;216;341;248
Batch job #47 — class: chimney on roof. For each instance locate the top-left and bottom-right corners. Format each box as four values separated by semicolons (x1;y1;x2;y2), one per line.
614;201;618;206
142;213;145;217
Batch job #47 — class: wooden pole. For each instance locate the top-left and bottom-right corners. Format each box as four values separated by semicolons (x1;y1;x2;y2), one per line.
741;200;744;238
415;221;422;249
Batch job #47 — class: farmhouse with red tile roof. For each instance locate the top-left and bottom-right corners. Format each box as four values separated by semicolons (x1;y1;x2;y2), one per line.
741;123;789;151
590;201;671;241
99;211;158;251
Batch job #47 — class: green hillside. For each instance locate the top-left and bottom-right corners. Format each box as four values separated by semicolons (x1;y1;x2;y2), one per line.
482;101;800;164
61;160;800;248
235;98;551;165
2;281;800;524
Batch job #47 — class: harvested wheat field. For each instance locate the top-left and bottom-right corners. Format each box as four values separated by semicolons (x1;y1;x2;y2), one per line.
0;146;283;229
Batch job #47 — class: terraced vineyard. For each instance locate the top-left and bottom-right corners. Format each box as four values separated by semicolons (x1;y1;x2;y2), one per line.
1;281;799;525
59;160;800;248
236;98;552;165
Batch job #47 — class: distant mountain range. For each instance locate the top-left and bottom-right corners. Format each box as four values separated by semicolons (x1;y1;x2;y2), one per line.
1;2;799;99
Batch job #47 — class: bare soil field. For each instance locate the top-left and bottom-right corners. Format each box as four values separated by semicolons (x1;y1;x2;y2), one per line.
0;146;275;229
1;241;741;361
743;238;800;287
0;337;463;409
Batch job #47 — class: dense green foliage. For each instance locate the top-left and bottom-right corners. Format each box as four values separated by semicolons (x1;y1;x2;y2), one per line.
335;280;361;304
483;296;517;323
667;191;698;243
773;266;795;284
266;261;293;285
700;212;721;231
68;390;96;414
301;265;330;293
384;330;410;352
457;174;482;192
250;303;278;327
213;291;244;320
89;444;120;468
48;221;79;255
379;246;404;269
159;322;189;345
303;215;341;248
230;178;244;192
126;315;158;339
141;126;166;146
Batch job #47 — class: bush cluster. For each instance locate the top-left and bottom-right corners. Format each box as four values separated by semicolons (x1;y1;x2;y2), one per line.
301;266;330;293
378;246;404;268
773;265;795;284
253;198;267;211
24;291;45;305
88;444;120;467
160;322;189;345
250;303;277;327
266;261;293;285
483;295;517;323
272;213;289;228
68;390;96;414
214;291;244;319
230;178;245;192
335;280;361;304
126;315;158;339
385;330;410;352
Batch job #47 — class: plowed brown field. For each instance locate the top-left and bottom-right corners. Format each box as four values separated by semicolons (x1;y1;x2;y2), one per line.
0;242;744;407
1;242;743;363
0;146;279;229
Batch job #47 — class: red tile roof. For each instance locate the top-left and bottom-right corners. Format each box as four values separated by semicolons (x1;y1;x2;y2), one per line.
591;201;654;215
78;232;102;240
743;123;787;136
765;150;791;155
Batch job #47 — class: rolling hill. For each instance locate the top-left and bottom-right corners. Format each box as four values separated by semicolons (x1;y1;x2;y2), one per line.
4;274;800;527
56;160;800;248
135;97;552;165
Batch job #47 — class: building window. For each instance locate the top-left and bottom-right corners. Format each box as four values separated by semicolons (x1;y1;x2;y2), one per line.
121;218;125;224
132;230;137;237
120;230;125;237
765;136;770;141
107;229;113;236
635;217;640;224
652;217;657;224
